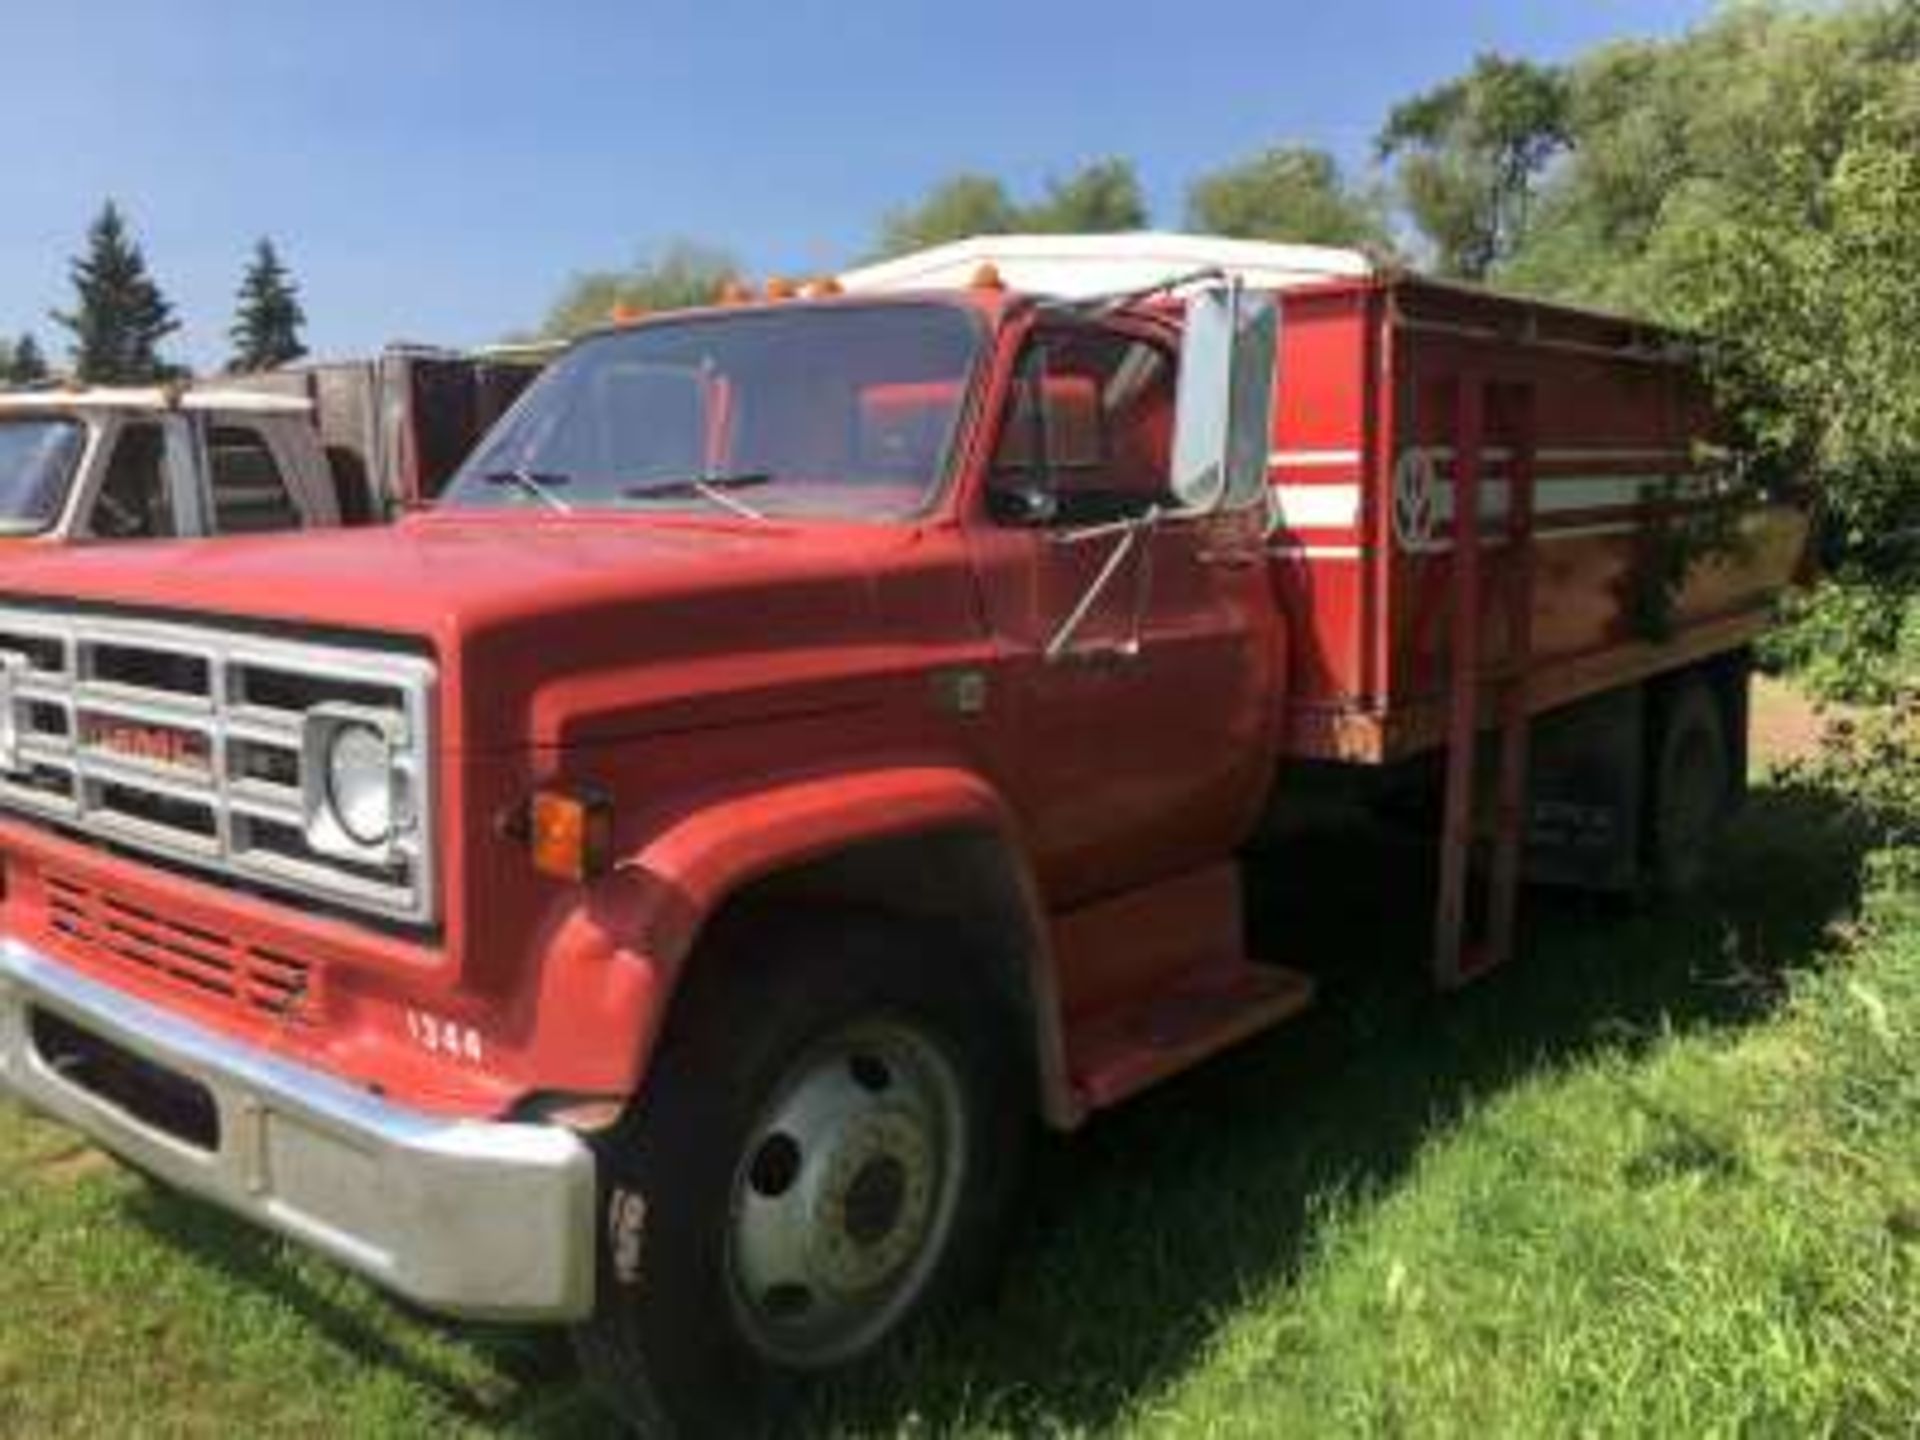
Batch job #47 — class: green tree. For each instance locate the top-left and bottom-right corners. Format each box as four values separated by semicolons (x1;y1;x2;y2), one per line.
227;238;308;372
540;241;740;339
1187;145;1390;249
1505;4;1920;305
876;174;1020;257
1650;123;1920;550
874;160;1149;257
1023;158;1149;233
1377;54;1570;278
7;333;49;385
1491;2;1920;558
51;201;181;384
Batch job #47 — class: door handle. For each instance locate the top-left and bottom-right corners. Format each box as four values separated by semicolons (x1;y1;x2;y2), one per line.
1048;640;1143;670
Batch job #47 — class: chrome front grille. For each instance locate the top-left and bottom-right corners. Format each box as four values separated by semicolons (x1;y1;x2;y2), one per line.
0;606;437;925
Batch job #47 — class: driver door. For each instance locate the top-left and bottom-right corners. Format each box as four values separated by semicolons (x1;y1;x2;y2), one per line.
967;316;1278;905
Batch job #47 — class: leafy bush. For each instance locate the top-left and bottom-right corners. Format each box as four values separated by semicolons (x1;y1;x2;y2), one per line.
1781;685;1920;915
1761;575;1920;703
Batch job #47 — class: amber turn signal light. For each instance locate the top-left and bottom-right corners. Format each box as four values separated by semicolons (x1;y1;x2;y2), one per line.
528;786;614;882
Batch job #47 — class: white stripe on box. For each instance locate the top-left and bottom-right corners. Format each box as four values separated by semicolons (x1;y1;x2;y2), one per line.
1434;473;1712;521
1428;445;1692;466
1270;484;1362;529
1267;473;1707;532
1270;521;1646;561
1269;448;1363;468
1271;542;1365;560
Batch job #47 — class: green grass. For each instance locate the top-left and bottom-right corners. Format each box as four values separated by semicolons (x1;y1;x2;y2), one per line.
4;781;1917;1436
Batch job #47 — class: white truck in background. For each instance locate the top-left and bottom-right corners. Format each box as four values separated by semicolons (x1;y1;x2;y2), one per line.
0;388;341;542
0;345;549;544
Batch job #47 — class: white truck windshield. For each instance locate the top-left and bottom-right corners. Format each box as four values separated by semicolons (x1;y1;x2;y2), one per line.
443;303;981;522
0;418;85;534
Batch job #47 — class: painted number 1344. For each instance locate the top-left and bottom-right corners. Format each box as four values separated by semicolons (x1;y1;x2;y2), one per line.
405;1009;484;1064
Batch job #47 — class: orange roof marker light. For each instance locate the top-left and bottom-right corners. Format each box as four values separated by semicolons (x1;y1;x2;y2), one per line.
969;263;1005;291
763;276;798;301
801;276;843;299
608;303;646;326
716;279;753;305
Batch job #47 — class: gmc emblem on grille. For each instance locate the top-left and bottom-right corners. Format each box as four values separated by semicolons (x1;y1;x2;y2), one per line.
82;717;211;774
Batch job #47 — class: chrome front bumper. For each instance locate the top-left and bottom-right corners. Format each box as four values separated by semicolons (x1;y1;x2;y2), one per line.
0;939;597;1322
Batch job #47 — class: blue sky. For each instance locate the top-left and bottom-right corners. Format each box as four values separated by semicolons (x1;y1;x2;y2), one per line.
0;0;1713;369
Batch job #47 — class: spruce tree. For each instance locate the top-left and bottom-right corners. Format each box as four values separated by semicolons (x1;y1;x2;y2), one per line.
8;333;48;385
227;238;307;372
51;201;181;383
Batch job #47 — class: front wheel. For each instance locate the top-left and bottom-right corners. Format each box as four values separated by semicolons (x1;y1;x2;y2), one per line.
574;912;1029;1437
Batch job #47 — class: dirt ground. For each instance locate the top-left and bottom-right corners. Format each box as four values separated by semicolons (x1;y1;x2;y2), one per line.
1750;674;1841;770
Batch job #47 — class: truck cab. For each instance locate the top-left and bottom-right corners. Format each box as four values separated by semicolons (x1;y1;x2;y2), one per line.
0;389;341;542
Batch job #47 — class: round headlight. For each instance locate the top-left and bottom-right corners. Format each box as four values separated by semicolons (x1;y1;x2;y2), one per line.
326;722;394;845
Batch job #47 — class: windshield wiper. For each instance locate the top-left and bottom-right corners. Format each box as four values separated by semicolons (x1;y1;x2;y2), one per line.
621;471;773;521
480;468;573;513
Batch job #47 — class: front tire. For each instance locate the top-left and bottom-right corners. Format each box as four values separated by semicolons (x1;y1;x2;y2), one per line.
574;911;1029;1437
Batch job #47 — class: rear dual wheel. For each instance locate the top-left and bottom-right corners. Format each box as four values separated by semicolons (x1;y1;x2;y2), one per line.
574;913;1029;1437
1645;677;1737;897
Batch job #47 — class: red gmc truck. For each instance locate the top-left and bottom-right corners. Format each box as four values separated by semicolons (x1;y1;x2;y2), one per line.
0;235;1807;1434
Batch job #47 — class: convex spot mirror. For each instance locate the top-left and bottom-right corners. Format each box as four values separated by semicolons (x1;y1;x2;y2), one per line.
1171;279;1280;514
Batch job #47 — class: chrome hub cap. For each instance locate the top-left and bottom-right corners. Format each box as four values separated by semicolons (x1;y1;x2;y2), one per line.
726;1018;964;1366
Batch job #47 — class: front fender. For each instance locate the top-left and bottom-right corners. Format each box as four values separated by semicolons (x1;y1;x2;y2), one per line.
516;765;1065;1112
624;765;1030;959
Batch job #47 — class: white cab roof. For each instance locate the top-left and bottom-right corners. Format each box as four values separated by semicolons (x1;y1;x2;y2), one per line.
838;231;1374;299
0;386;312;417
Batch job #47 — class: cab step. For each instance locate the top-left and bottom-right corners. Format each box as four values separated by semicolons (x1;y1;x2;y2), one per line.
1065;962;1314;1112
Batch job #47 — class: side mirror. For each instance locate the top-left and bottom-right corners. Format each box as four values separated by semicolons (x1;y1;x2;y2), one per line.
1170;279;1280;514
987;481;1059;527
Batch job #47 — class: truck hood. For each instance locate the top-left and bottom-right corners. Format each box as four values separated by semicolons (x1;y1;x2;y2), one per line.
0;513;914;750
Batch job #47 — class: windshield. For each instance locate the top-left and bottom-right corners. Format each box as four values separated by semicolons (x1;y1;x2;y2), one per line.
0;417;86;534
443;303;981;522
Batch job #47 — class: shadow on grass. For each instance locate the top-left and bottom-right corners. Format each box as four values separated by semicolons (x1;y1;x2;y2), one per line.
117;1182;598;1430
804;782;1871;1435
114;784;1869;1437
